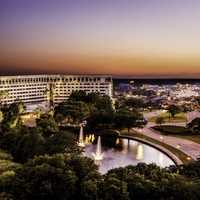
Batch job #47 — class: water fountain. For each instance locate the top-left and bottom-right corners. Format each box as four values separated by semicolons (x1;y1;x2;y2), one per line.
84;137;175;174
116;138;120;145
92;136;104;161
78;124;85;147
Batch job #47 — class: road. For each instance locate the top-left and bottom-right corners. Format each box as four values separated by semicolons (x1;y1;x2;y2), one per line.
134;127;200;160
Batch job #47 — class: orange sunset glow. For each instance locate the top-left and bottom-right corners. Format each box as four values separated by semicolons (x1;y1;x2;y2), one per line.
1;0;200;77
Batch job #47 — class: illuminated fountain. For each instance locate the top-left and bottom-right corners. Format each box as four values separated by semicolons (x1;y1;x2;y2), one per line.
93;136;104;161
91;134;95;142
78;124;85;147
116;138;120;145
84;137;175;174
86;134;95;144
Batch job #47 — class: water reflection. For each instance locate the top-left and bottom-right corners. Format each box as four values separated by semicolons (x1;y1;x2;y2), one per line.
159;153;164;167
84;137;175;174
136;144;144;160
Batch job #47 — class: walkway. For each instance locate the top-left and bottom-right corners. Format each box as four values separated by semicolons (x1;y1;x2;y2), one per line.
134;127;200;160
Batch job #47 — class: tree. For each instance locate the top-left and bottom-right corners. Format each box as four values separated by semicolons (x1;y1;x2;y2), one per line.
0;111;3;123
0;192;13;200
69;90;88;102
44;131;80;155
100;174;130;200
86;110;114;131
57;92;114;125
97;130;119;147
36;114;59;136
114;109;144;132
155;116;165;126
54;100;90;124
0;117;79;163
0;150;20;199
11;154;101;200
1;102;25;130
0;126;45;163
0;129;22;155
87;92;101;104
95;95;114;113
13;130;45;163
0;90;9;106
69;91;101;105
178;158;200;179
11;154;77;200
106;163;200;200
167;104;181;118
66;155;101;195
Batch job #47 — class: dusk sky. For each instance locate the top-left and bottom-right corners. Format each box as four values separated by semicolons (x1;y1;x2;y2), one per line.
1;0;200;77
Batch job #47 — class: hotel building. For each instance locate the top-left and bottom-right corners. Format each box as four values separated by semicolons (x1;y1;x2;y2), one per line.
0;75;113;105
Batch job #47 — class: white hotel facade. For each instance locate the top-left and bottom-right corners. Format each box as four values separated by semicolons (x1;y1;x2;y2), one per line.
0;75;113;105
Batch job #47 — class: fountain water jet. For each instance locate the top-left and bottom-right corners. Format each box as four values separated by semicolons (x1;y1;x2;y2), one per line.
93;136;104;161
78;125;85;147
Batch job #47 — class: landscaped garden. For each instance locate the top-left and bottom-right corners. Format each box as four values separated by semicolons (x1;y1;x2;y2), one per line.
149;112;186;123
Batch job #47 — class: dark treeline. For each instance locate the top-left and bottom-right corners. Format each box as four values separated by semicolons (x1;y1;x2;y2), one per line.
1;149;200;200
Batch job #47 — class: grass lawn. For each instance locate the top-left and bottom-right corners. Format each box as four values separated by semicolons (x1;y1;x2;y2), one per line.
153;125;200;144
120;129;192;165
149;112;186;123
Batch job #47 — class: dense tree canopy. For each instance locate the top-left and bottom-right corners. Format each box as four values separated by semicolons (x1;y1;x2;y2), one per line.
0;90;9;106
36;113;59;136
54;92;116;132
54;100;90;124
69;91;113;111
103;163;200;200
0;125;78;163
114;109;145;132
1;150;200;200
86;110;114;131
178;158;200;179
1;102;25;131
10;154;100;200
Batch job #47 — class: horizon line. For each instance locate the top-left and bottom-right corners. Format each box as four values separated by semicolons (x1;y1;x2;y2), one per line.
0;73;200;79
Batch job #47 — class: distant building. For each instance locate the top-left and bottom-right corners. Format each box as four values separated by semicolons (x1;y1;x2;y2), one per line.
0;75;113;105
